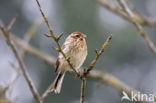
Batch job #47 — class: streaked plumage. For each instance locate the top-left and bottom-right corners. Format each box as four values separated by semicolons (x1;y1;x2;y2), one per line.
48;32;87;94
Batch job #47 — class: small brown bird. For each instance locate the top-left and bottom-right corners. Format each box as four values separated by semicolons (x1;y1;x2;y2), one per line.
49;32;87;94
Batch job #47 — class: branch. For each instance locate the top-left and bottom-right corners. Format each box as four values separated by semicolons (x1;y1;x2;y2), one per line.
98;0;156;56
84;35;112;75
79;35;112;103
117;0;156;56
13;34;56;65
0;86;12;103
0;18;20;99
80;78;86;103
20;18;42;57
0;24;43;103
13;18;41;81
98;0;156;29
88;70;149;103
7;16;17;31
34;0;79;76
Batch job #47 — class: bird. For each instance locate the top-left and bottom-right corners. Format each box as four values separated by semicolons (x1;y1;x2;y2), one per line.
48;32;87;94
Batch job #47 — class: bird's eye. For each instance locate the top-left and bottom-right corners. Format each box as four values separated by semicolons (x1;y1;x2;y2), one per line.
75;35;80;38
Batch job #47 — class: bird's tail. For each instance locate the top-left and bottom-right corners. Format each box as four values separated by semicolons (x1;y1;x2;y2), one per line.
48;71;65;94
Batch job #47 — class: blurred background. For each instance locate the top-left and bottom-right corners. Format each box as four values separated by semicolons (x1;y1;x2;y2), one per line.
0;0;156;103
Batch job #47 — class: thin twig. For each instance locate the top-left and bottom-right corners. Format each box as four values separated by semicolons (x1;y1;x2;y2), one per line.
0;18;20;96
98;0;156;56
0;18;40;103
34;0;79;76
0;86;12;103
3;33;56;65
98;0;156;29
20;18;42;55
84;35;112;76
7;16;17;31
5;64;20;91
8;18;42;98
42;89;50;99
13;18;41;80
88;70;148;103
23;19;42;41
79;35;112;103
80;77;86;103
117;0;156;56
0;24;43;103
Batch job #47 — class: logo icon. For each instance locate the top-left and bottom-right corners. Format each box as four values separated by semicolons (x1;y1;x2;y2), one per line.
121;91;131;101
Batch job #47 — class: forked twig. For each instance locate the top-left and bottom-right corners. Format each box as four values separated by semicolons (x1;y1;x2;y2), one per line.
34;0;79;76
0;24;43;103
7;16;17;30
84;35;112;76
98;0;156;56
79;35;112;103
98;0;156;29
117;0;156;56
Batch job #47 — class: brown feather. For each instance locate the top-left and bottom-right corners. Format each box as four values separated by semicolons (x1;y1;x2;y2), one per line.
55;58;60;72
54;73;62;89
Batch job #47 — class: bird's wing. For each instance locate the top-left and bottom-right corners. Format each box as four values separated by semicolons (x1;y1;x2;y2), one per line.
55;58;60;72
61;43;71;54
55;42;71;72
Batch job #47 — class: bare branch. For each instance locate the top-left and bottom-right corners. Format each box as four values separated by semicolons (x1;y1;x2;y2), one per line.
98;0;156;29
42;89;50;99
23;19;42;42
0;24;43;103
84;35;112;75
7;16;17;31
117;0;156;56
1;19;42;103
34;0;79;76
14;18;42;79
88;70;149;103
5;64;20;91
20;19;42;56
0;86;12;103
11;34;55;65
80;78;86;103
98;0;156;56
57;32;64;41
79;35;112;103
